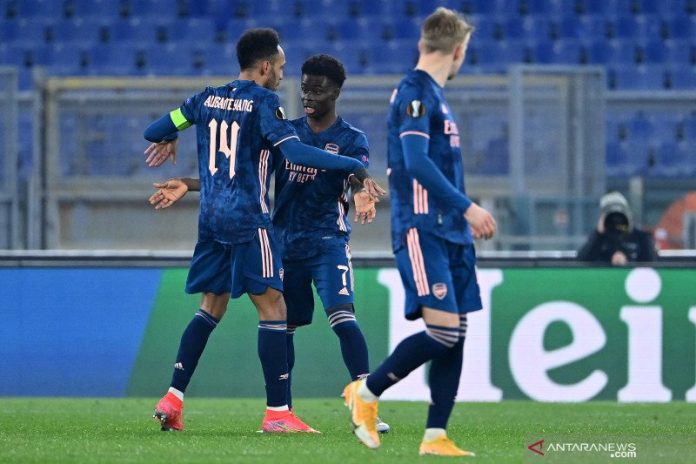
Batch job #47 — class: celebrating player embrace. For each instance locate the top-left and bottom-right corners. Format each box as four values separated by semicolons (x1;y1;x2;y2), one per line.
142;28;384;434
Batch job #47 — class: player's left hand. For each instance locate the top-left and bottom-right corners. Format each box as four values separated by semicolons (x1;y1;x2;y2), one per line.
354;190;377;224
144;139;178;167
361;177;386;200
149;178;188;209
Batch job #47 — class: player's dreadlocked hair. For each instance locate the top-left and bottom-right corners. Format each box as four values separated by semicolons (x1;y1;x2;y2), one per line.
236;28;281;70
301;54;347;89
421;7;474;54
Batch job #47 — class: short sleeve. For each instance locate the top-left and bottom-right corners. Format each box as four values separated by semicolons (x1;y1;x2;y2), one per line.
396;85;433;140
258;93;299;146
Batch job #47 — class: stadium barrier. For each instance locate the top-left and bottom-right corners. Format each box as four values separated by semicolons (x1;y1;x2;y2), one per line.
2;258;695;402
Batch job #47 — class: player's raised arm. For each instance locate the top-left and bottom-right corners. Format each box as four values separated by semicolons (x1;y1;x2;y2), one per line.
143;101;197;166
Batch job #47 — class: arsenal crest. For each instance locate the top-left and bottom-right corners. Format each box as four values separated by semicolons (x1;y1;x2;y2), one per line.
432;283;448;300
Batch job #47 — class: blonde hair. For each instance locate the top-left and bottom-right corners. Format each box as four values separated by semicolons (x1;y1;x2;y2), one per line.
421;7;474;54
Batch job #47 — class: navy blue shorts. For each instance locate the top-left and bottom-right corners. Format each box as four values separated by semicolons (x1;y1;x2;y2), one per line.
283;237;354;327
394;228;482;320
185;228;284;298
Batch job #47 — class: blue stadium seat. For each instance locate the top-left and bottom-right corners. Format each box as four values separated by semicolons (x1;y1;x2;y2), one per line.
385;18;420;40
606;141;649;177
196;44;237;76
607;39;639;64
667;65;696;90
467;15;498;41
368;39;417;74
609;15;639;39
223;18;260;45
683;115;696;142
577;15;609;38
89;44;144;75
52;18;103;44
472;39;527;65
553;39;583;63
665;15;696;39
13;0;64;18
167;18;217;45
652;142;695;177
109;18;156;45
521;15;552;41
70;0;122;19
577;0;610;15
664;39;692;65
639;40;667;64
49;44;89;74
555;15;580;39
0;18;52;44
504;16;525;39
128;0;178;19
611;65;667;90
144;44;195;76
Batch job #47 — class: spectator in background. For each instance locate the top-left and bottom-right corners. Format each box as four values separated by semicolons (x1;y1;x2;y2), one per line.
577;191;657;265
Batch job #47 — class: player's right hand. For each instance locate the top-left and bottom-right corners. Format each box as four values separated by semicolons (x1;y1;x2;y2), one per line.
144;139;178;167
464;203;497;240
149;179;189;210
354;190;377;224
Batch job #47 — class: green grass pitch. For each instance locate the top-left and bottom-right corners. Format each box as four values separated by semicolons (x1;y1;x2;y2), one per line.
1;399;694;463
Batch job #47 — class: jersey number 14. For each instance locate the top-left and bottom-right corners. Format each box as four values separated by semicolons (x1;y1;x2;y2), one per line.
208;118;240;178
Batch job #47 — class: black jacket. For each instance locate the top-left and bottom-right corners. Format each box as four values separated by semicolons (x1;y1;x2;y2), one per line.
577;228;657;263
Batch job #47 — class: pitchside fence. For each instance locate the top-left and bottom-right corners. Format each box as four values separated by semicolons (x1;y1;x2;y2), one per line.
2;66;695;252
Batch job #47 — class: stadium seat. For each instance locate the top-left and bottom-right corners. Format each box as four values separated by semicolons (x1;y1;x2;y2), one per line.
467;15;498;41
639;40;667;64
89;44;144;75
663;39;693;65
611;65;667;90
69;0;122;19
12;0;65;18
368;39;417;74
520;15;552;41
0;18;52;44
108;18;156;45
49;44;89;74
667;65;696;90
652;142;695;177
577;15;610;39
665;15;696;39
144;44;195;76
52;18;103;44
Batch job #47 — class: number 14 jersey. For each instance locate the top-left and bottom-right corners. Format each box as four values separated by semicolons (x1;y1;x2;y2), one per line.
178;80;298;244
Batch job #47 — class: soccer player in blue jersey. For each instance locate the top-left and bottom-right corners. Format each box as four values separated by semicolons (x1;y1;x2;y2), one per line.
142;28;382;434
342;8;497;456
149;54;390;433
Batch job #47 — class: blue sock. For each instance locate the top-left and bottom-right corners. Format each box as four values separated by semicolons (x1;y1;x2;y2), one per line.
328;307;369;380
286;326;296;409
427;337;465;429
427;315;468;428
258;320;288;407
366;326;457;397
171;309;219;392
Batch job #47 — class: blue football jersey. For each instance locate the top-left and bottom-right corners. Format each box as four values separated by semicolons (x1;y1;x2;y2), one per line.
387;69;472;251
273;116;369;260
177;80;298;244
